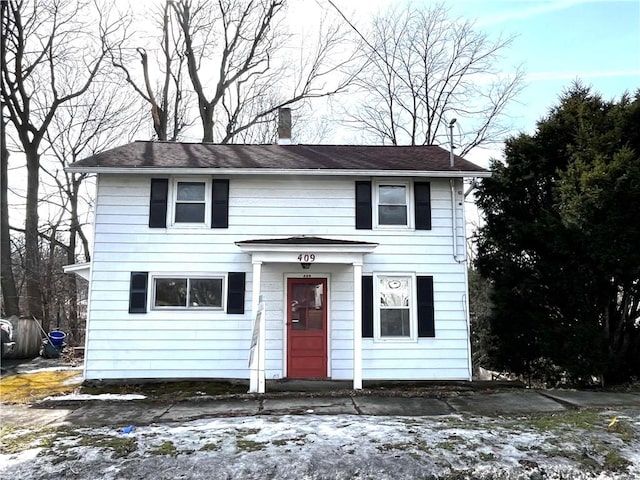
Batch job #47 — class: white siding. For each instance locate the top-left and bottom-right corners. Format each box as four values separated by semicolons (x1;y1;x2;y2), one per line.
85;174;470;381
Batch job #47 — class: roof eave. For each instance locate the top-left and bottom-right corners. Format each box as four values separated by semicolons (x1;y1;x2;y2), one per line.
63;262;91;281
65;166;491;178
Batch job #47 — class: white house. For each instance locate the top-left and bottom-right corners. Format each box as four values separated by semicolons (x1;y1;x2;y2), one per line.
66;128;489;392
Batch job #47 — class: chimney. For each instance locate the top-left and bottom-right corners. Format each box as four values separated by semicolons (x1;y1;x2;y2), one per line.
278;107;292;145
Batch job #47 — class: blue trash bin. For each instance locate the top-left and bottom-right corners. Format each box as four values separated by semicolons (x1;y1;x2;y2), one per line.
48;330;66;347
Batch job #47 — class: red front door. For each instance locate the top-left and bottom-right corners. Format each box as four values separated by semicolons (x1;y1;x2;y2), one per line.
287;278;328;378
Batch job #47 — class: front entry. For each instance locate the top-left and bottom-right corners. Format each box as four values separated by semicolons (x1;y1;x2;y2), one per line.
287;278;328;378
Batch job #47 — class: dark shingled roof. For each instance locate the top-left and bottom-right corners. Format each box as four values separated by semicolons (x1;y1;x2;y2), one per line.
236;236;377;246
68;141;487;173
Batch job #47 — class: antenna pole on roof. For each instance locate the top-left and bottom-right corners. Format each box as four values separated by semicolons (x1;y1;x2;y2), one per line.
448;118;457;167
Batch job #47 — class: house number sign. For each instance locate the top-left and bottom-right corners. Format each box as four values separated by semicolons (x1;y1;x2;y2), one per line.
297;253;316;263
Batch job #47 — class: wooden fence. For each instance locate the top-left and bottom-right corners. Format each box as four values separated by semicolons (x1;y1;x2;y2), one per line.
3;317;42;359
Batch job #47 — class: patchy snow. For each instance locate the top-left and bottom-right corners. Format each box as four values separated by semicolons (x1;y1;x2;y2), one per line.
2;412;639;479
9;364;84;375
43;393;147;401
10;365;83;375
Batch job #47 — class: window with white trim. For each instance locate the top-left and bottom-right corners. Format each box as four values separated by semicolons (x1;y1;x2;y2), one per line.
153;276;224;309
375;274;416;339
374;181;412;228
172;179;210;225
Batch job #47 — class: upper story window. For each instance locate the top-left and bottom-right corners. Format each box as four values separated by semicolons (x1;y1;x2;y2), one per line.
374;181;412;228
173;180;209;225
377;184;407;226
356;180;430;231
150;177;229;229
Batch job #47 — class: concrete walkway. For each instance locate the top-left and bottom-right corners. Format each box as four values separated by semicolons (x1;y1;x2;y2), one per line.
2;388;640;429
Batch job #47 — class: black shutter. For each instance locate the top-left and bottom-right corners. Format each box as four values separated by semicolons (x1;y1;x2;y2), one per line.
149;179;168;228
417;276;435;337
129;272;148;313
211;179;229;228
355;181;372;230
414;182;432;230
362;275;373;338
227;272;245;314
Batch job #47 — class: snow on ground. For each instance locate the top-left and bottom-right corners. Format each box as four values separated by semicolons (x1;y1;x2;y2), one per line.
11;365;83;374
2;411;639;479
43;393;147;401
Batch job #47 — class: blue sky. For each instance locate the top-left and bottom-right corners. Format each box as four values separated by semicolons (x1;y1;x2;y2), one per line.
453;0;640;134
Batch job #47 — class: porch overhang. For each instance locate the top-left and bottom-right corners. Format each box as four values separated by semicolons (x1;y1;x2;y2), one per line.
235;236;378;264
237;237;377;394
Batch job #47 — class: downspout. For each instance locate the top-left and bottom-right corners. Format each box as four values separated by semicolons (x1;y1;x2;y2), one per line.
82;174;100;380
463;290;473;381
447;120;473;379
450;179;473;379
452;179;474;380
450;178;460;261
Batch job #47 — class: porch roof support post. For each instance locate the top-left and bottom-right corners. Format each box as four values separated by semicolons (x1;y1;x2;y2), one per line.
353;262;363;390
249;260;264;393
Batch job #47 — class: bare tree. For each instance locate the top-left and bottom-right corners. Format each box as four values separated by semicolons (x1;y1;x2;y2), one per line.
5;234;26;314
1;0;125;319
1;3;20;317
173;0;356;143
8;222;88;339
111;0;192;141
1;105;20;317
40;83;143;340
337;2;524;153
